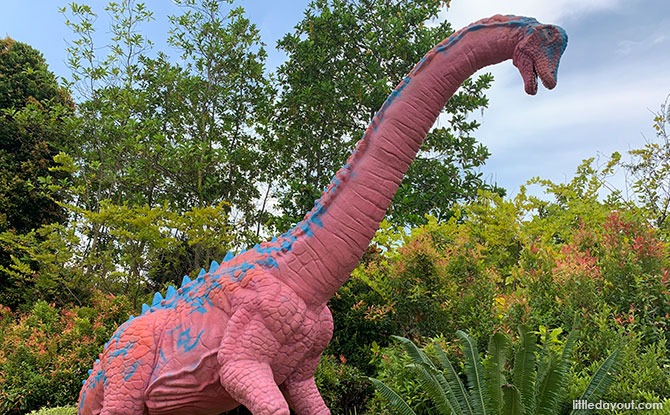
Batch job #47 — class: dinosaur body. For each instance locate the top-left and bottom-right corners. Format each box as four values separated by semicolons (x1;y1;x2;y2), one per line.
79;15;567;415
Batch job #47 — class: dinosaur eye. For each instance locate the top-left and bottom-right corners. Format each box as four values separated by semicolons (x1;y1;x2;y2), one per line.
539;27;553;41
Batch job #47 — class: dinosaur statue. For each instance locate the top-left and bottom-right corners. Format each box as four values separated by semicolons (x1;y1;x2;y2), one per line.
78;14;567;415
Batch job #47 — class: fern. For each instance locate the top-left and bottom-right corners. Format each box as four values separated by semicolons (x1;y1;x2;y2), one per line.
369;377;418;415
569;349;621;415
410;361;459;414
434;342;475;415
485;332;511;413
456;330;488;415
535;327;578;415
513;326;537;414
501;384;525;415
393;336;460;414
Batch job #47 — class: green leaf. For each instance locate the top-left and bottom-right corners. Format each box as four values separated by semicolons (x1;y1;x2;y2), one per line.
513;326;537;414
485;332;511;413
369;377;418;415
570;349;621;415
434;343;474;415
456;330;488;415
501;384;525;415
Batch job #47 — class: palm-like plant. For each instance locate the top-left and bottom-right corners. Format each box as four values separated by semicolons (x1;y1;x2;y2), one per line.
370;327;620;415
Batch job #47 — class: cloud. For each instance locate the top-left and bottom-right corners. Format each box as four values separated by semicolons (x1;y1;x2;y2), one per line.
617;32;668;55
440;0;625;28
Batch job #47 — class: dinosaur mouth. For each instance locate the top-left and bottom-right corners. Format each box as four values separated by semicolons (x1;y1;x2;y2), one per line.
515;54;556;96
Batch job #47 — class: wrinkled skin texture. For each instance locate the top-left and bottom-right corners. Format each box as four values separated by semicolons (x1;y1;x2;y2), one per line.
78;15;567;415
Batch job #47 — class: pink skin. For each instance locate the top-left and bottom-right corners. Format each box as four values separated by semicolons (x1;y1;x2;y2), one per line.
78;15;566;415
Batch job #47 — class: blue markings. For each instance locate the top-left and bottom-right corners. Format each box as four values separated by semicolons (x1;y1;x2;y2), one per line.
259;256;279;269
142;303;150;314
188;295;214;314
224;251;234;262
110;340;136;358
209;260;219;273
371;76;411;131
177;328;204;353
123;361;139;381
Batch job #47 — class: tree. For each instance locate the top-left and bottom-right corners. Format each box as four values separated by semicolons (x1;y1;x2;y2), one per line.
0;38;73;233
268;0;497;230
619;95;670;237
0;38;74;309
165;0;275;229
58;0;275;300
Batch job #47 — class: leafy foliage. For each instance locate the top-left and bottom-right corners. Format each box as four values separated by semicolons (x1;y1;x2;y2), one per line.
1;1;669;413
0;294;134;415
371;328;621;415
0;38;74;309
26;407;76;415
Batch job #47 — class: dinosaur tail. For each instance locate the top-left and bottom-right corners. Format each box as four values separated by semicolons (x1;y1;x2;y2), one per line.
78;359;105;415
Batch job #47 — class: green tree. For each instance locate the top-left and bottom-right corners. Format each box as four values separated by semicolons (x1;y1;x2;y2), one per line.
269;0;497;230
0;38;73;233
59;0;274;300
619;95;670;237
0;38;74;309
164;0;275;231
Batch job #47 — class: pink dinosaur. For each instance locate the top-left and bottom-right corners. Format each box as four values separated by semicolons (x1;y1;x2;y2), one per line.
78;14;567;415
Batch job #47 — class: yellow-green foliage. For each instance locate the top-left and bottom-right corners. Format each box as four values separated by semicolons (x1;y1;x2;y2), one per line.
27;406;77;415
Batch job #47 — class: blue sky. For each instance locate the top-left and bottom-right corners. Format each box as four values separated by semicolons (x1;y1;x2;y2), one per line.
2;0;669;198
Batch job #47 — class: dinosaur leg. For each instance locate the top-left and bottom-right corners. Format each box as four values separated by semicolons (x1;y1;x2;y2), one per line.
282;374;330;415
281;306;333;415
220;360;290;415
218;309;291;415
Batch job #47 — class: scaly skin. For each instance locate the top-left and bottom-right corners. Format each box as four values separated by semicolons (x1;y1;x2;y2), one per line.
78;15;567;415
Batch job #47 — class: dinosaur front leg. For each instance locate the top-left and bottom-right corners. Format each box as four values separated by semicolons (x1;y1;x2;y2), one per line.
282;367;330;415
281;305;333;415
220;360;290;415
218;309;291;415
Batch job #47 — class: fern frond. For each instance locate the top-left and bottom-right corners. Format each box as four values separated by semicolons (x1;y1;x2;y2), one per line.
513;326;537;414
569;349;621;415
534;353;565;415
409;362;460;415
536;327;579;415
434;343;475;415
485;332;511;413
392;335;432;366
501;384;525;415
456;330;488;415
369;377;418;415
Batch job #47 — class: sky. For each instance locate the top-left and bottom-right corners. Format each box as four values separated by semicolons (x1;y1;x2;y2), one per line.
2;0;670;198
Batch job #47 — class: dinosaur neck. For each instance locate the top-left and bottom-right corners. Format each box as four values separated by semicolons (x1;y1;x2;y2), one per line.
272;17;528;306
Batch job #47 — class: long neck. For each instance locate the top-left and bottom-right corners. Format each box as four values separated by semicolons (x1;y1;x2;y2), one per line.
272;18;526;306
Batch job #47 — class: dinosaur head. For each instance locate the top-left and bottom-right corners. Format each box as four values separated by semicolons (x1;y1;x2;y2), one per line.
513;23;568;95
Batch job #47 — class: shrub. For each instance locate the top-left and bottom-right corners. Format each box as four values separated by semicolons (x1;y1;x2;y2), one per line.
26;406;77;415
0;292;134;415
315;354;373;415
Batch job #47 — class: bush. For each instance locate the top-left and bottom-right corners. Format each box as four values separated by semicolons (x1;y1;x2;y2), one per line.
315;354;373;415
26;406;77;415
0;292;134;415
